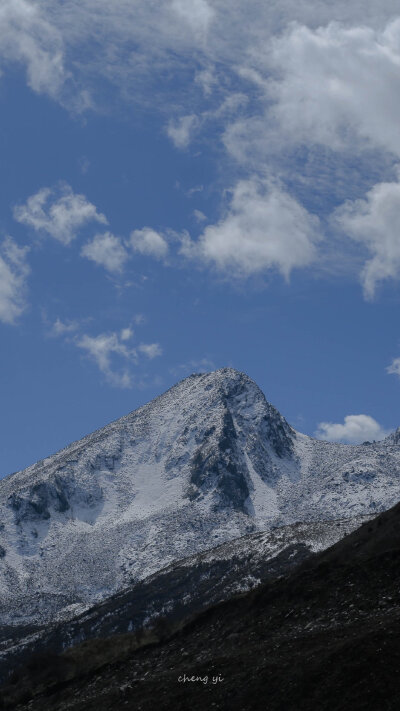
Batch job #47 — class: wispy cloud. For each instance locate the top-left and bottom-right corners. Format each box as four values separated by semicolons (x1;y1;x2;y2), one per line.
387;358;400;379
170;0;215;37
193;209;207;223
166;114;199;149
51;317;79;337
50;316;163;388
76;330;137;388
133;314;145;325
120;327;134;341
138;343;163;359
0;0;67;99
32;0;397;109
0;237;30;325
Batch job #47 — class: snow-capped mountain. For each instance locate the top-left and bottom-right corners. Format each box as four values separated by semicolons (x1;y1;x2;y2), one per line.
1;367;399;629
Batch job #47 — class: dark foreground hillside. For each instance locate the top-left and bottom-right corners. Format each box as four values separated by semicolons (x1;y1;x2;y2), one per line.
3;502;400;711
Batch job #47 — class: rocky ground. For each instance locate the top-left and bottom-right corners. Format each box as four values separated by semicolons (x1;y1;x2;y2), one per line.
1;516;365;684
3;501;400;710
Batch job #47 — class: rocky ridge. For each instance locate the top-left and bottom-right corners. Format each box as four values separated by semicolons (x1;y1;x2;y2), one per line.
0;367;399;633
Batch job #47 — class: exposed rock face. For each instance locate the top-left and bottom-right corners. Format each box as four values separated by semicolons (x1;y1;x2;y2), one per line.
0;367;399;631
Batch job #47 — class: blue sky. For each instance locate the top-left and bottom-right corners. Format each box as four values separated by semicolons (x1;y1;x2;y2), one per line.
2;0;400;476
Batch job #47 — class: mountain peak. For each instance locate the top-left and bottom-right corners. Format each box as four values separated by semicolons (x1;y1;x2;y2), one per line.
171;366;258;396
2;370;400;631
163;367;295;462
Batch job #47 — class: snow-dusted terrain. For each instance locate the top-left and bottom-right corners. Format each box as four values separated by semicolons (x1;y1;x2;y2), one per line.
0;514;368;681
1;367;400;629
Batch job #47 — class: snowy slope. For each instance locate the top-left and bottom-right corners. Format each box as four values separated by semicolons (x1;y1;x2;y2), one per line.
0;514;368;681
0;367;399;627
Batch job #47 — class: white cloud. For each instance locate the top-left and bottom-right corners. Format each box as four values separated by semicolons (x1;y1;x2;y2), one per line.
4;0;400;116
76;331;137;388
220;18;400;187
263;19;400;158
51;317;79;336
0;0;67;99
182;178;321;277
187;186;204;198
334;176;400;298
138;343;163;359
130;228;169;259
7;2;400;296
81;232;128;273
166;114;199;149
168;95;247;152
31;0;219;112
48;317;160;386
79;156;90;174
315;414;388;444
0;237;30;325
194;67;217;96
120;327;134;341
170;0;215;37
14;183;108;245
387;357;400;379
193;209;207;223
40;1;400;85
73;324;163;388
